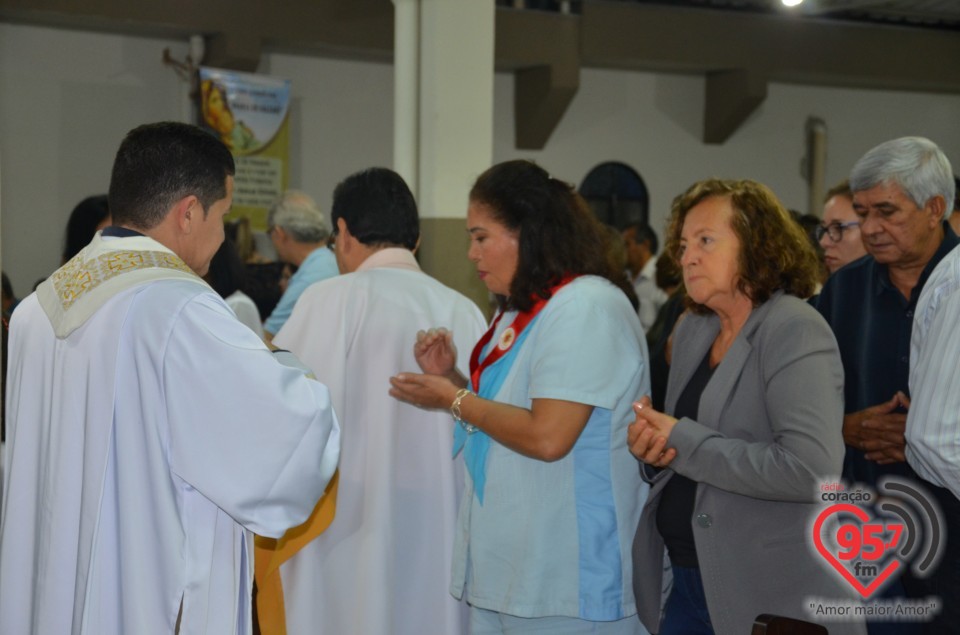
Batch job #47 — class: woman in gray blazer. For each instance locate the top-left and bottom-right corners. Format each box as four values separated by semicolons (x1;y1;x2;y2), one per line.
629;179;865;635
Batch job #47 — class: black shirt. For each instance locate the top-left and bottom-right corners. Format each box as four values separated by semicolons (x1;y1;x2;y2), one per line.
815;222;959;486
647;291;686;412
655;350;715;568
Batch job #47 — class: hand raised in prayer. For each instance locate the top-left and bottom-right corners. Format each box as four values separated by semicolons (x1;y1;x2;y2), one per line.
389;372;459;411
843;391;908;465
628;396;678;468
414;327;459;379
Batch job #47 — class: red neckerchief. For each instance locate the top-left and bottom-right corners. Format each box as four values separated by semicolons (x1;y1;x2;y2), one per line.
469;275;578;392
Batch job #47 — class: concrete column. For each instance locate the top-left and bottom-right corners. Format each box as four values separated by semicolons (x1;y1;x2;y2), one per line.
415;0;495;311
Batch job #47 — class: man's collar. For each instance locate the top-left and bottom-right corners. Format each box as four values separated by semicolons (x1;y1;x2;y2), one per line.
101;226;145;238
356;247;420;273
921;221;960;287
871;221;959;300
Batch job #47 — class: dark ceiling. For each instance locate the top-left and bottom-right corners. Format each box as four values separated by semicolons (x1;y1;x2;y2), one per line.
500;0;960;31
3;0;957;148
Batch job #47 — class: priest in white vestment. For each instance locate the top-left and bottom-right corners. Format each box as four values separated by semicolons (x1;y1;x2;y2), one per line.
270;168;485;635
0;122;340;635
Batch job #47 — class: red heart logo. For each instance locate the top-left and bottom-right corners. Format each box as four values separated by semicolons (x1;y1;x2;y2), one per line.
812;503;902;598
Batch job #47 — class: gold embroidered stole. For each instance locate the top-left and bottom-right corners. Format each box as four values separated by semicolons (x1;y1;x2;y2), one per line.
37;233;205;338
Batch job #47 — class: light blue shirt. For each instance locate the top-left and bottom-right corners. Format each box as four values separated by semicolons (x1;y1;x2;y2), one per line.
264;247;338;335
450;276;651;621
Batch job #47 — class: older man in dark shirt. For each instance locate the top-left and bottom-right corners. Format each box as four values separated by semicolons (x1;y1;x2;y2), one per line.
817;136;957;635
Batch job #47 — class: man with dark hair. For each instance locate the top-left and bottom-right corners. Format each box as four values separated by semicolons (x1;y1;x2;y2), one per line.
262;167;485;635
0;122;340;635
329;167;420;252
623;221;667;331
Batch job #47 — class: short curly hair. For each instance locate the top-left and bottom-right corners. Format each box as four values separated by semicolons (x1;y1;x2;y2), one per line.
665;178;819;314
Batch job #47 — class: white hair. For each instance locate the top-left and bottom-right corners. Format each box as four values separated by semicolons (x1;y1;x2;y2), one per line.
850;137;954;210
266;190;329;243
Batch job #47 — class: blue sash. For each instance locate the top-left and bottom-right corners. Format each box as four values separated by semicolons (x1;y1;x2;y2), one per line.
453;313;543;504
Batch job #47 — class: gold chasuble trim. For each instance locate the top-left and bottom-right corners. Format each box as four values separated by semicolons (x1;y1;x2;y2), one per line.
254;471;340;635
52;250;195;310
37;233;207;339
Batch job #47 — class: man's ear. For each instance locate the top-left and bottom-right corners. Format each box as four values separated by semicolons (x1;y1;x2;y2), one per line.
174;195;201;234
926;195;947;226
336;218;352;250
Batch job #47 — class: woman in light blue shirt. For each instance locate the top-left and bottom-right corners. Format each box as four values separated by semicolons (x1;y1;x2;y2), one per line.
391;160;650;634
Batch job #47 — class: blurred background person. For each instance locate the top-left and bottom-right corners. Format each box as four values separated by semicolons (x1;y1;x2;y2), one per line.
263;191;338;341
204;234;264;339
225;216;284;322
1;272;10;491
791;209;829;287
817;180;867;276
278;264;294;294
948;175;960;236
2;271;18;320
623;222;668;332
2;271;16;451
630;179;862;635
391;160;650;634
645;250;685;412
62;194;110;264
604;223;641;312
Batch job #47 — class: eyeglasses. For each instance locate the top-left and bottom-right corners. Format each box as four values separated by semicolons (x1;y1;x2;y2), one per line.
815;220;860;243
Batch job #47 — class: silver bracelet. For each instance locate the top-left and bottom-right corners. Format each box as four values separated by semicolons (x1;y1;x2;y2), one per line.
450;388;478;434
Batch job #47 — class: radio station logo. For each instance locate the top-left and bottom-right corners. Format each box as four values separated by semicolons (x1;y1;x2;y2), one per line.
808;476;943;622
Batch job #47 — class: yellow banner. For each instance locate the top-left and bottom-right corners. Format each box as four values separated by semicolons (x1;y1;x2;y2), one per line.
198;67;291;230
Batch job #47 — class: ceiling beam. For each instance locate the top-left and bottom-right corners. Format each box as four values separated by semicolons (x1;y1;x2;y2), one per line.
496;9;580;150
580;0;960;142
580;1;960;94
704;69;768;145
3;0;958;146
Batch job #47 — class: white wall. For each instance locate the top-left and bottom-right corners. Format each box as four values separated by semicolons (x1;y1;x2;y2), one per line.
2;21;959;294
261;52;394;208
0;24;191;293
493;69;960;237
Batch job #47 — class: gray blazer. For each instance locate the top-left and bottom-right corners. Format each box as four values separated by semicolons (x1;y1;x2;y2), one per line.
632;292;865;635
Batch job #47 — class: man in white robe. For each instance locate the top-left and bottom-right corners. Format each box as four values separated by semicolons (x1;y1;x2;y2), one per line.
271;167;485;635
0;122;340;635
